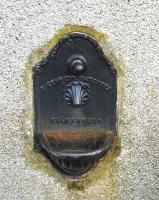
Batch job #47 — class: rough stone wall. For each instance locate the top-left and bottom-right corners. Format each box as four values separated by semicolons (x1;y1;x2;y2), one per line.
0;0;159;200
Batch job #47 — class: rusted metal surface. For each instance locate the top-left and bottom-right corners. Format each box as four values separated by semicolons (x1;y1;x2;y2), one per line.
42;130;113;151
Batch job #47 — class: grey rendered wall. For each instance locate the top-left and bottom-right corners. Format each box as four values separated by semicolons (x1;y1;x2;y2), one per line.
0;0;159;200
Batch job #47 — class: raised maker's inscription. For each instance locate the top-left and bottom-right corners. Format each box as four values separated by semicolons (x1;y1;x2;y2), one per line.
50;118;102;126
40;76;111;91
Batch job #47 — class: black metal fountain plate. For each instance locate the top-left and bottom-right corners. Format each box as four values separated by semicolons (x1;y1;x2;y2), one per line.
33;32;117;176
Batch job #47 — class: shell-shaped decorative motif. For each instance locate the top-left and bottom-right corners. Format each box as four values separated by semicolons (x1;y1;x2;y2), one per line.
63;81;89;106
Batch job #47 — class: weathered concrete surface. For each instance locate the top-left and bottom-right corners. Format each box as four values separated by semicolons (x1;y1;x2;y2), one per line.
0;0;159;200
